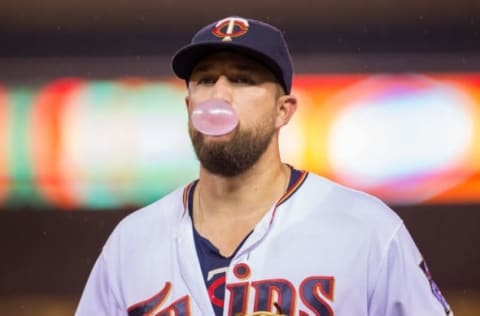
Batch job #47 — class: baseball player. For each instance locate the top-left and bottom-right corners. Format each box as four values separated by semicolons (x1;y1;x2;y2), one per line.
76;17;453;316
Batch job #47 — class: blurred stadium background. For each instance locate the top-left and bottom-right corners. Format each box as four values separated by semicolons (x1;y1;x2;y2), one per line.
1;1;479;315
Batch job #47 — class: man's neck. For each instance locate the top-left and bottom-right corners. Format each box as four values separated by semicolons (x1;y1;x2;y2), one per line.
192;157;289;257
197;159;289;218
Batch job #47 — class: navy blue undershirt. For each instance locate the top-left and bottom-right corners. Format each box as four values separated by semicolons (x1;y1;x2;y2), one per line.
188;166;302;316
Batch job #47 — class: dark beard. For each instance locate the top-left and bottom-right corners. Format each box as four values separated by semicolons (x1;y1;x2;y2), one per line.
190;120;275;177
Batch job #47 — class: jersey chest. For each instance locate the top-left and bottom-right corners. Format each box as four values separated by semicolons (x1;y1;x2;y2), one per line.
124;225;370;316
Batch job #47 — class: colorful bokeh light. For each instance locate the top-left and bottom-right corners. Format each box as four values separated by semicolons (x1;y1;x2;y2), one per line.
1;74;479;209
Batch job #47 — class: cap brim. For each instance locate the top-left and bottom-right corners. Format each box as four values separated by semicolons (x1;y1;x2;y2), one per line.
171;42;286;92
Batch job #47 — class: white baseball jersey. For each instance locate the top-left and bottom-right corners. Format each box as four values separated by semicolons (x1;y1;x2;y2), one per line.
76;170;452;316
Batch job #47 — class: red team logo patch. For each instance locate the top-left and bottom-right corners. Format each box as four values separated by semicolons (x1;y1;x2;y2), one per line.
212;17;249;41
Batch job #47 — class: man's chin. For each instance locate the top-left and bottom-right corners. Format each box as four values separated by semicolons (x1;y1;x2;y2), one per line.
190;121;275;177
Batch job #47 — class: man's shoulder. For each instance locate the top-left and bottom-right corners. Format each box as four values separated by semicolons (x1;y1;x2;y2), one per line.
107;184;190;244
123;185;188;225
298;171;402;228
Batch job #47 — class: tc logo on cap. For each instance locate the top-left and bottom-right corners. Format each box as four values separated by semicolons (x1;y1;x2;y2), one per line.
212;17;249;42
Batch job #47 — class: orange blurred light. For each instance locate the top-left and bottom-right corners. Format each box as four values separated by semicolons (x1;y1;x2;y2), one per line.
0;85;9;203
30;78;85;209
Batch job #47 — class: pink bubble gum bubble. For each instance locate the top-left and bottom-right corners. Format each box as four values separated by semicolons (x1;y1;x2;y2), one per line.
191;99;239;136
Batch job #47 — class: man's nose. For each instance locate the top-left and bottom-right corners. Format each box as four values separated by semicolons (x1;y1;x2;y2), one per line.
210;76;232;100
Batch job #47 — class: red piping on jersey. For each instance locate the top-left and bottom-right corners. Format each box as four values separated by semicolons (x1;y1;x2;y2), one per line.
182;181;195;217
269;170;308;224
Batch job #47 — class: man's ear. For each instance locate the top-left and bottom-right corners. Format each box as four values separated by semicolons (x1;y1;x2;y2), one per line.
275;94;298;128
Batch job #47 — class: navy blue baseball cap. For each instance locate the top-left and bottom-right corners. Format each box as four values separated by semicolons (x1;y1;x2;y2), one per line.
171;16;293;94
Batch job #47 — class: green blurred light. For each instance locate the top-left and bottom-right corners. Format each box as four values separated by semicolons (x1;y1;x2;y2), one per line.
5;87;48;209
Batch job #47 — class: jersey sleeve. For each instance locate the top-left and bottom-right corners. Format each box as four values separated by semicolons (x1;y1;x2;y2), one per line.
369;223;453;316
75;252;125;316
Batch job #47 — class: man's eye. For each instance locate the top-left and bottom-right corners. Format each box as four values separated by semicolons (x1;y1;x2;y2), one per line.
232;76;254;84
197;77;216;84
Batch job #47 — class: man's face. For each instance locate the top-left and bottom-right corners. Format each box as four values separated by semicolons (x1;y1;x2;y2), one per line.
186;52;282;177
